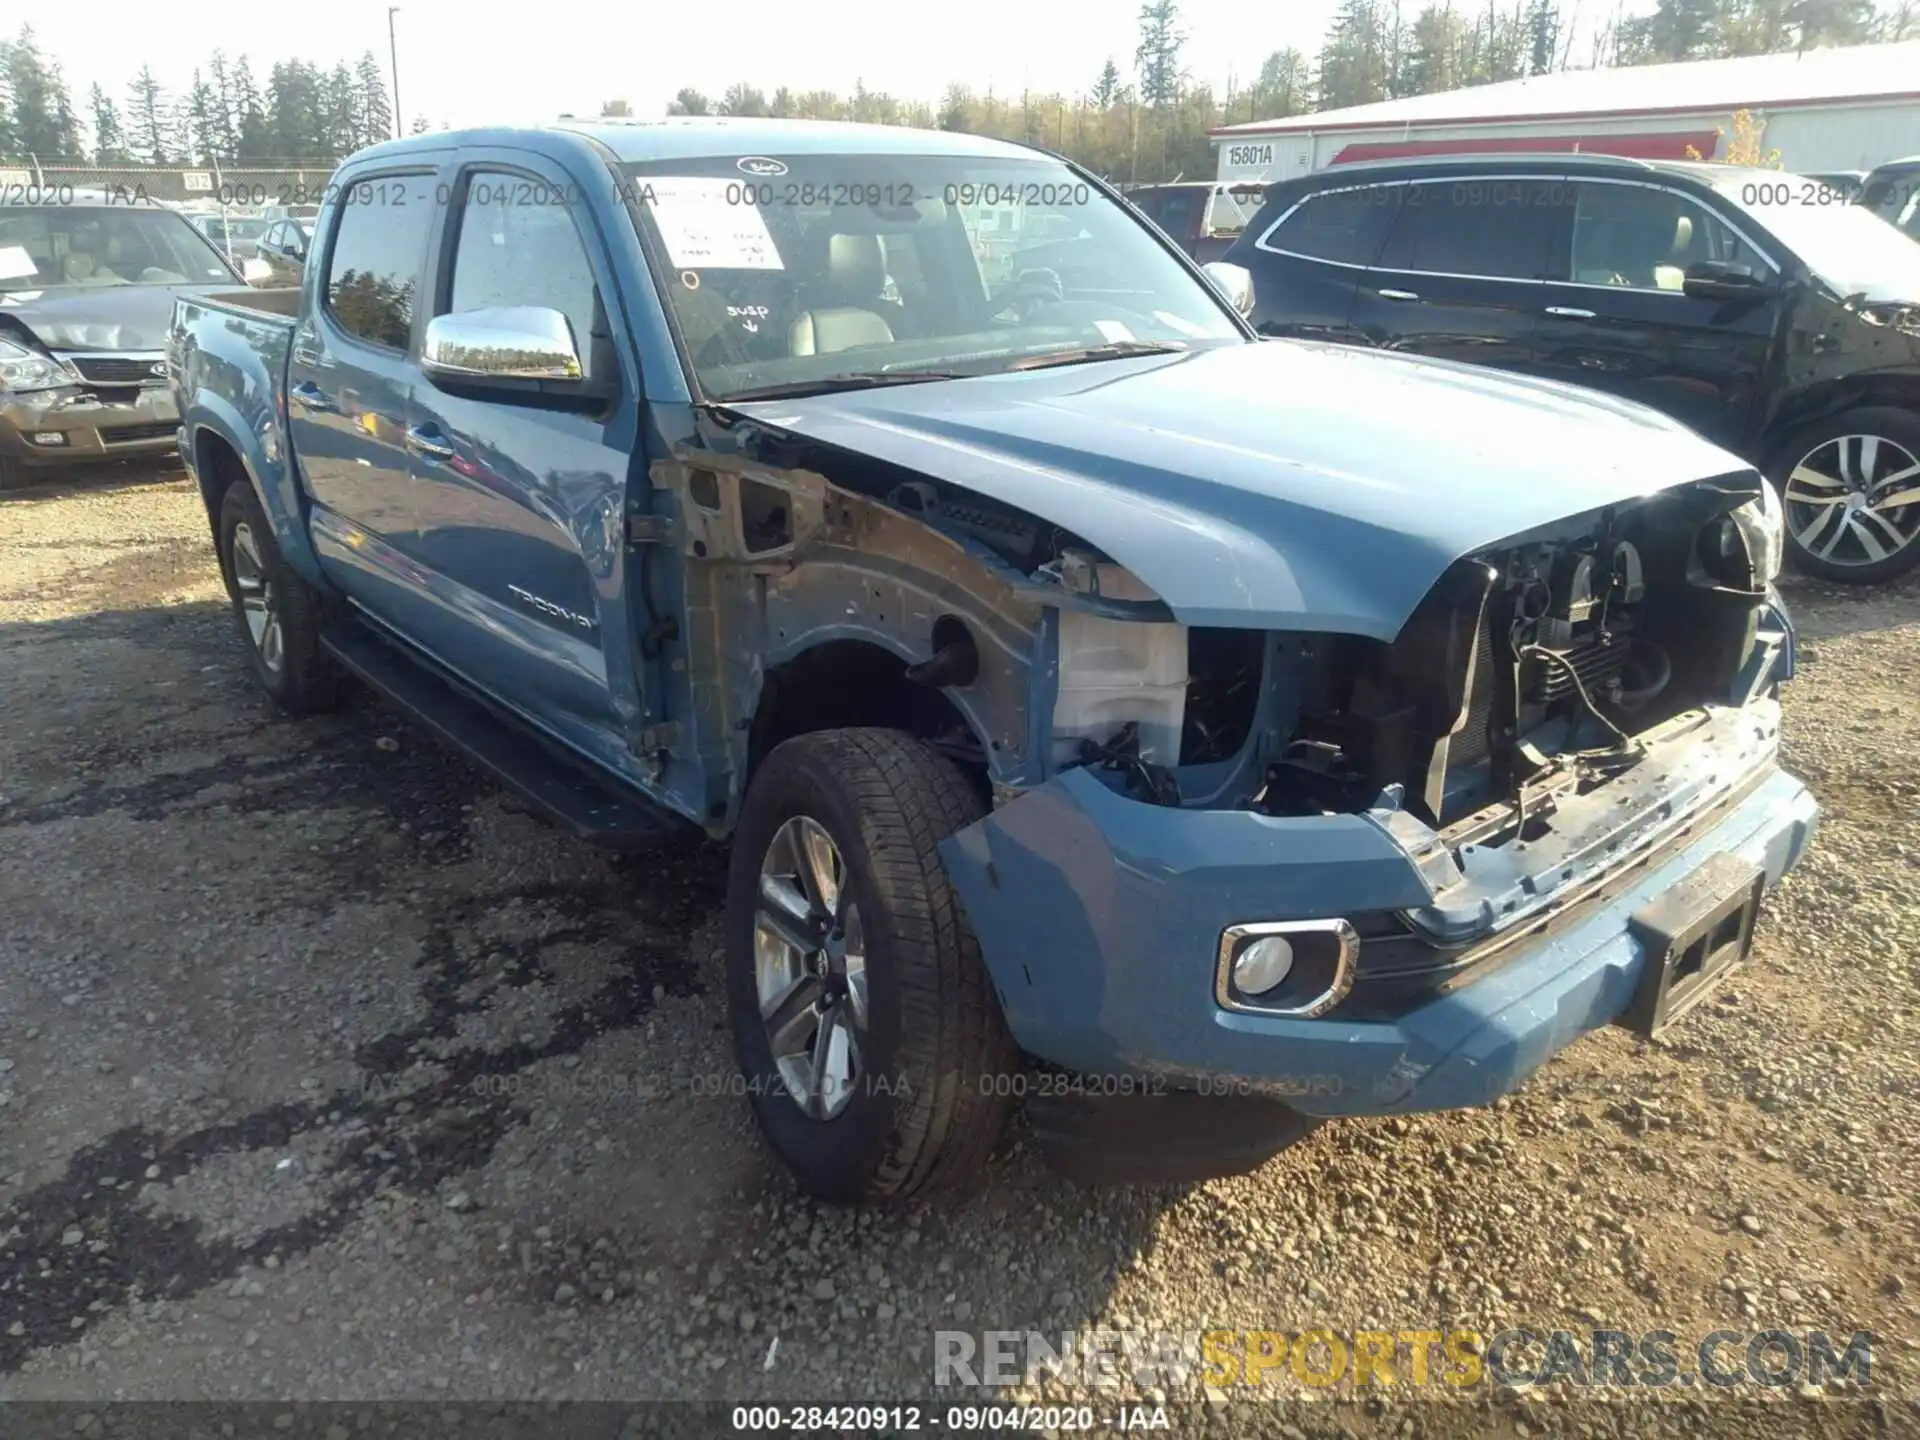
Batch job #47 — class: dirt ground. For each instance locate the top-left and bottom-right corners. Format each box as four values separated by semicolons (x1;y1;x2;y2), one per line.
1;463;1916;1437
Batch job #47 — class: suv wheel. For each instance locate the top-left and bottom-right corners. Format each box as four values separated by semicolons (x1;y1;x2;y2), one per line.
215;481;347;712
1770;407;1920;583
725;728;1014;1202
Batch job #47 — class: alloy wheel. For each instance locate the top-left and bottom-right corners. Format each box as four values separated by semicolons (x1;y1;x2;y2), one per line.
1783;433;1920;569
230;521;284;672
753;815;869;1120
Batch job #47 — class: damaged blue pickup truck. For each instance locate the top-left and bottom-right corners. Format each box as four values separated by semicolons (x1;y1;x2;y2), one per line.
171;119;1819;1200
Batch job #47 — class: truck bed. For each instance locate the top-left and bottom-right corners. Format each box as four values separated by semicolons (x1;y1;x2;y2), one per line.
186;285;304;322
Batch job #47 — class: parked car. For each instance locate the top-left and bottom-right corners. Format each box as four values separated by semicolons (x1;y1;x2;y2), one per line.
1220;153;1920;582
0;188;268;487
1124;180;1265;262
172;121;1816;1200
253;217;314;284
1861;155;1920;241
188;211;273;263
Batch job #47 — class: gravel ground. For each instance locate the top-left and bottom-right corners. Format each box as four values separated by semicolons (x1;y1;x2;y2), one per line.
1;463;1916;1436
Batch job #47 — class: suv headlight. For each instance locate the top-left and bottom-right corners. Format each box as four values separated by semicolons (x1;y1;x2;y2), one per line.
0;335;80;394
1729;480;1785;584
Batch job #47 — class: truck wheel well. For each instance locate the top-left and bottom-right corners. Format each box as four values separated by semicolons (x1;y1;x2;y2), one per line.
191;428;247;529
747;640;986;799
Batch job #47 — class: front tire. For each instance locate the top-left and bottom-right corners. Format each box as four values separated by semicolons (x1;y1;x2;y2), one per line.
726;728;1014;1203
214;481;347;713
1769;407;1920;584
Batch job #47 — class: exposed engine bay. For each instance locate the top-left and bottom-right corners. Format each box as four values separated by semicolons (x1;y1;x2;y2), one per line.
1243;481;1782;834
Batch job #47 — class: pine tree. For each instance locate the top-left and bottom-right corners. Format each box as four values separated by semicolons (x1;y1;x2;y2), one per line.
5;27;84;160
231;56;269;161
1135;0;1186;108
127;65;171;163
1092;59;1123;109
1616;0;1726;62
1251;47;1312;118
1318;0;1396;109
184;71;220;164
206;51;239;160
1399;6;1470;95
1526;0;1562;72
322;62;357;156
89;84;128;163
355;52;392;147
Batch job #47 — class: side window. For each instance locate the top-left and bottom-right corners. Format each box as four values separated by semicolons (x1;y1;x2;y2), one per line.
324;173;436;349
1377;180;1568;280
1569;182;1763;291
446;171;602;377
1155;192;1198;236
1263;185;1403;266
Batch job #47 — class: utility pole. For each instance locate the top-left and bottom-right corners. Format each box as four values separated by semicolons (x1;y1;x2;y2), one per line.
388;8;403;140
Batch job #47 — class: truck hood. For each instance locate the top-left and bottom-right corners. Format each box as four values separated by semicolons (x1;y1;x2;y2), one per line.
729;340;1755;639
0;283;231;352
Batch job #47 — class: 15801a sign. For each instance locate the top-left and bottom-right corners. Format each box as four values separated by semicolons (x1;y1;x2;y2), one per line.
1225;142;1275;169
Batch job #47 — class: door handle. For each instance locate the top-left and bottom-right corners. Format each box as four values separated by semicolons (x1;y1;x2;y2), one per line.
405;424;456;462
1545;306;1597;319
288;380;335;412
1376;288;1421;302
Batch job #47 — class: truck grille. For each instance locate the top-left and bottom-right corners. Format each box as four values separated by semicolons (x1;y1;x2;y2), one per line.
69;356;167;386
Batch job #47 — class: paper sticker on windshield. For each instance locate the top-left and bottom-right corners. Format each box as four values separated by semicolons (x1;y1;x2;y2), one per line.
0;246;38;281
644;178;784;271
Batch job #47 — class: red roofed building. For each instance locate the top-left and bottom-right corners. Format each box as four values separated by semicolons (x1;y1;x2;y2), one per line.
1211;40;1920;185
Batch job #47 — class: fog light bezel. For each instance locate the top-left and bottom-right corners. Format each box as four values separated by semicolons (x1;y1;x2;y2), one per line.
1215;918;1360;1018
26;431;70;447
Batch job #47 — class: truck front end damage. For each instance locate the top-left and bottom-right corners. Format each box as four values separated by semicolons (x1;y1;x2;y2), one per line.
926;473;1817;1126
701;346;1819;1179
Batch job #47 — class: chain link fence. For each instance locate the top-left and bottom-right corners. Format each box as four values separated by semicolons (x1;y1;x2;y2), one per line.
0;161;343;209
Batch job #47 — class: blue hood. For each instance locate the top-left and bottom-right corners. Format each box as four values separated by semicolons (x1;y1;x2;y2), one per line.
730;341;1755;639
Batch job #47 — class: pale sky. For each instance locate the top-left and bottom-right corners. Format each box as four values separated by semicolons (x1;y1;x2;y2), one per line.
37;0;1349;133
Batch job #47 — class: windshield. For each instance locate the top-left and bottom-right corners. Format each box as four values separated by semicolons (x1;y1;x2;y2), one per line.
1717;179;1920;296
0;206;234;291
620;153;1244;401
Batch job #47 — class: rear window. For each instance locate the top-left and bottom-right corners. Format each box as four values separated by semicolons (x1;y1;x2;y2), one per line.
1259;184;1402;266
322;174;436;350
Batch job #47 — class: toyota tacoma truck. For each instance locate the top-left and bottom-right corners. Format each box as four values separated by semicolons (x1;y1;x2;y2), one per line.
170;119;1819;1201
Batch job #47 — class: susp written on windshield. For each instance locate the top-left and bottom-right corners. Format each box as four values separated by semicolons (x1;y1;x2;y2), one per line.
611;153;1245;401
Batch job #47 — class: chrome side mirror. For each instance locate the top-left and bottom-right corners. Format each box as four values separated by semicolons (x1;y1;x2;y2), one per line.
1201;261;1256;318
422;306;584;383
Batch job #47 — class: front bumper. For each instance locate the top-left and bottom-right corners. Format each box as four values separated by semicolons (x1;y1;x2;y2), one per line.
941;715;1818;1118
0;385;181;466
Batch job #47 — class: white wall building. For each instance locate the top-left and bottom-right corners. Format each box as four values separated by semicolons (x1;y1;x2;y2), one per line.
1213;40;1920;185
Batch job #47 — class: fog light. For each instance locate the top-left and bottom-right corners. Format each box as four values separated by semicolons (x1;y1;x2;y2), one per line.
1231;935;1295;996
27;431;68;447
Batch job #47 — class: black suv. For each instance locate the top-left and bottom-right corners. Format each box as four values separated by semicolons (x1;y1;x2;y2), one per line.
1222;153;1920;583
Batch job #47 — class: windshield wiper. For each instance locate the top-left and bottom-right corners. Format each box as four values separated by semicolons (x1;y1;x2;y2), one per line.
1000;340;1190;372
720;370;971;402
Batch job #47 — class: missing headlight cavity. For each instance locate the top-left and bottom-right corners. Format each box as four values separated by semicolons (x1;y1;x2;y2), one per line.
1182;628;1266;764
740;477;792;553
